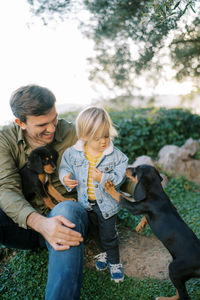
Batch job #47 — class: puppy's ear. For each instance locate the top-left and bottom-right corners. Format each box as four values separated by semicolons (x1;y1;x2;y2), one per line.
133;169;146;201
155;168;163;182
28;153;44;174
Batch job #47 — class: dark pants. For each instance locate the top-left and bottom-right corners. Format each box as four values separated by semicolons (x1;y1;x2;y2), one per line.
0;209;45;249
88;204;119;264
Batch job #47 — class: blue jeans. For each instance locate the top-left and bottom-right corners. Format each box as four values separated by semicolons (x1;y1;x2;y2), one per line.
45;201;88;300
0;201;88;300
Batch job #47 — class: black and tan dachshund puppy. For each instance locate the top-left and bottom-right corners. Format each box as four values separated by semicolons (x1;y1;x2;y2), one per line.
105;164;200;300
20;145;75;209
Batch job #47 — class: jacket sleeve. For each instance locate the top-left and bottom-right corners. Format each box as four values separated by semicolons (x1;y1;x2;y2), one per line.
99;149;128;189
0;134;36;229
59;148;76;191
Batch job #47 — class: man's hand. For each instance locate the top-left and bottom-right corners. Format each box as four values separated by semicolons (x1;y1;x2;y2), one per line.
63;172;78;189
92;168;102;182
27;212;83;251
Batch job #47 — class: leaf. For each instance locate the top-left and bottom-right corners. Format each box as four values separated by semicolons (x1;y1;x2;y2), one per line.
190;4;196;13
173;1;181;10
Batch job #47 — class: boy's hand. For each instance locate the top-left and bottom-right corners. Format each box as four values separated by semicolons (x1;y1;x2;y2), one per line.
92;168;102;182
63;172;78;189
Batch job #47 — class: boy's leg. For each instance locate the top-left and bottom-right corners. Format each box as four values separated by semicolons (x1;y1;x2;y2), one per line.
87;209;102;250
0;209;45;249
45;201;88;300
92;205;119;264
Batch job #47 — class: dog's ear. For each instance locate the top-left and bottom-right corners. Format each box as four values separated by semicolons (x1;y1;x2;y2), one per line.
27;152;44;174
155;168;163;182
133;168;146;201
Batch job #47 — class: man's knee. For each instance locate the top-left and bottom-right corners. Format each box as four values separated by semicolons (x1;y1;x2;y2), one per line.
48;201;88;233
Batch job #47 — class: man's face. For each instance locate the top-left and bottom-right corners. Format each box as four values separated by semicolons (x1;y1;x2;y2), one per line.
17;106;58;146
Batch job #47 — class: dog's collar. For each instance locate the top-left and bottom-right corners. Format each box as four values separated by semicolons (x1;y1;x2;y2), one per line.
73;139;114;155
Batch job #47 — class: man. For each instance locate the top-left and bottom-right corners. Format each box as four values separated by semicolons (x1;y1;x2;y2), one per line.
0;85;88;300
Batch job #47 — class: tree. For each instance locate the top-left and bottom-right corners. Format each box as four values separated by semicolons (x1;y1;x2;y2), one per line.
27;0;199;95
170;16;200;84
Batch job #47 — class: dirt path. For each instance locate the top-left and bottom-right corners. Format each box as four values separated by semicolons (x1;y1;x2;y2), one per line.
85;228;172;280
119;231;171;279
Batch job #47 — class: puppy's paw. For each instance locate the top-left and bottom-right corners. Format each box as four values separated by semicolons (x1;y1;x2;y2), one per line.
136;217;147;233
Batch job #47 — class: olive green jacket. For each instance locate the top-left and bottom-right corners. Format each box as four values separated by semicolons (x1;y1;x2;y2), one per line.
0;119;77;229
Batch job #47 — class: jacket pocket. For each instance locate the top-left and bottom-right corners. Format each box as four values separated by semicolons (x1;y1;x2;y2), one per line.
71;158;85;167
98;163;115;173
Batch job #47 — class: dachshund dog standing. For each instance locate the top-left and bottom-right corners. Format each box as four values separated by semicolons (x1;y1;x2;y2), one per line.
105;164;200;300
20;145;75;209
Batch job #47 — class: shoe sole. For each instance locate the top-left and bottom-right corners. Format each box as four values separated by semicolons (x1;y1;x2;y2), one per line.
111;277;124;283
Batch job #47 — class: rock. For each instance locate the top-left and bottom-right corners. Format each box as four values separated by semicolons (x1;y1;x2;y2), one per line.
158;145;190;161
130;155;154;167
158;146;186;176
181;138;200;156
185;160;200;184
157;139;200;185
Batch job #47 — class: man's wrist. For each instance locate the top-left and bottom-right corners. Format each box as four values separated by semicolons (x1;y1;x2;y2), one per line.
26;211;46;233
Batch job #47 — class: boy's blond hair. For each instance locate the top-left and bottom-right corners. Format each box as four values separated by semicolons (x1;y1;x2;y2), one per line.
75;106;118;140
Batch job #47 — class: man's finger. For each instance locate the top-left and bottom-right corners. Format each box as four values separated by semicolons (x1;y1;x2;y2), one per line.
53;243;70;251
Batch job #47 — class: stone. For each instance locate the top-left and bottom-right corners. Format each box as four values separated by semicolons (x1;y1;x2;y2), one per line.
130;155;154;168
181;138;200;156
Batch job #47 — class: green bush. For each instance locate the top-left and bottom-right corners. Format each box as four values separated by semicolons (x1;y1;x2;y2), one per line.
60;107;200;163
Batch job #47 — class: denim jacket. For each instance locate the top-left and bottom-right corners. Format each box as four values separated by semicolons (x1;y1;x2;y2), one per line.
59;139;128;219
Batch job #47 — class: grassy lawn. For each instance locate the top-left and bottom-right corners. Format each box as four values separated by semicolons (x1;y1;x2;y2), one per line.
0;176;200;299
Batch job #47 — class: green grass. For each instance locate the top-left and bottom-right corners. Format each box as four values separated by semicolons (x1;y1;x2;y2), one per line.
0;176;200;299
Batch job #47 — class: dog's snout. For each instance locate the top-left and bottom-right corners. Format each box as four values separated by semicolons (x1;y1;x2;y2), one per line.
51;162;56;171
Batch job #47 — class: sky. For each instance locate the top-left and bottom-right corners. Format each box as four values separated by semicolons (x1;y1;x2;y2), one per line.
0;0;96;125
0;0;195;125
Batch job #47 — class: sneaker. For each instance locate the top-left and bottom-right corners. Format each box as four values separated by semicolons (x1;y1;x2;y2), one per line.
109;263;124;283
95;252;108;271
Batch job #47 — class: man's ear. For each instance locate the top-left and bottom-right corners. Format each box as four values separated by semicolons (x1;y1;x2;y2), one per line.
133;169;146;201
15;118;26;130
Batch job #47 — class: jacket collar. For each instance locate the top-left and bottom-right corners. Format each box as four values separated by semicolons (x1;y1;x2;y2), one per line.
73;139;114;156
16;124;25;144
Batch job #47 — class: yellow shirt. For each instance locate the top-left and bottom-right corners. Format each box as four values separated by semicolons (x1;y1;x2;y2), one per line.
85;145;102;200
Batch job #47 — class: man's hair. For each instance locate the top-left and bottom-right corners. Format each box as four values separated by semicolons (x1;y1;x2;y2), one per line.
10;85;56;123
75;106;118;140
